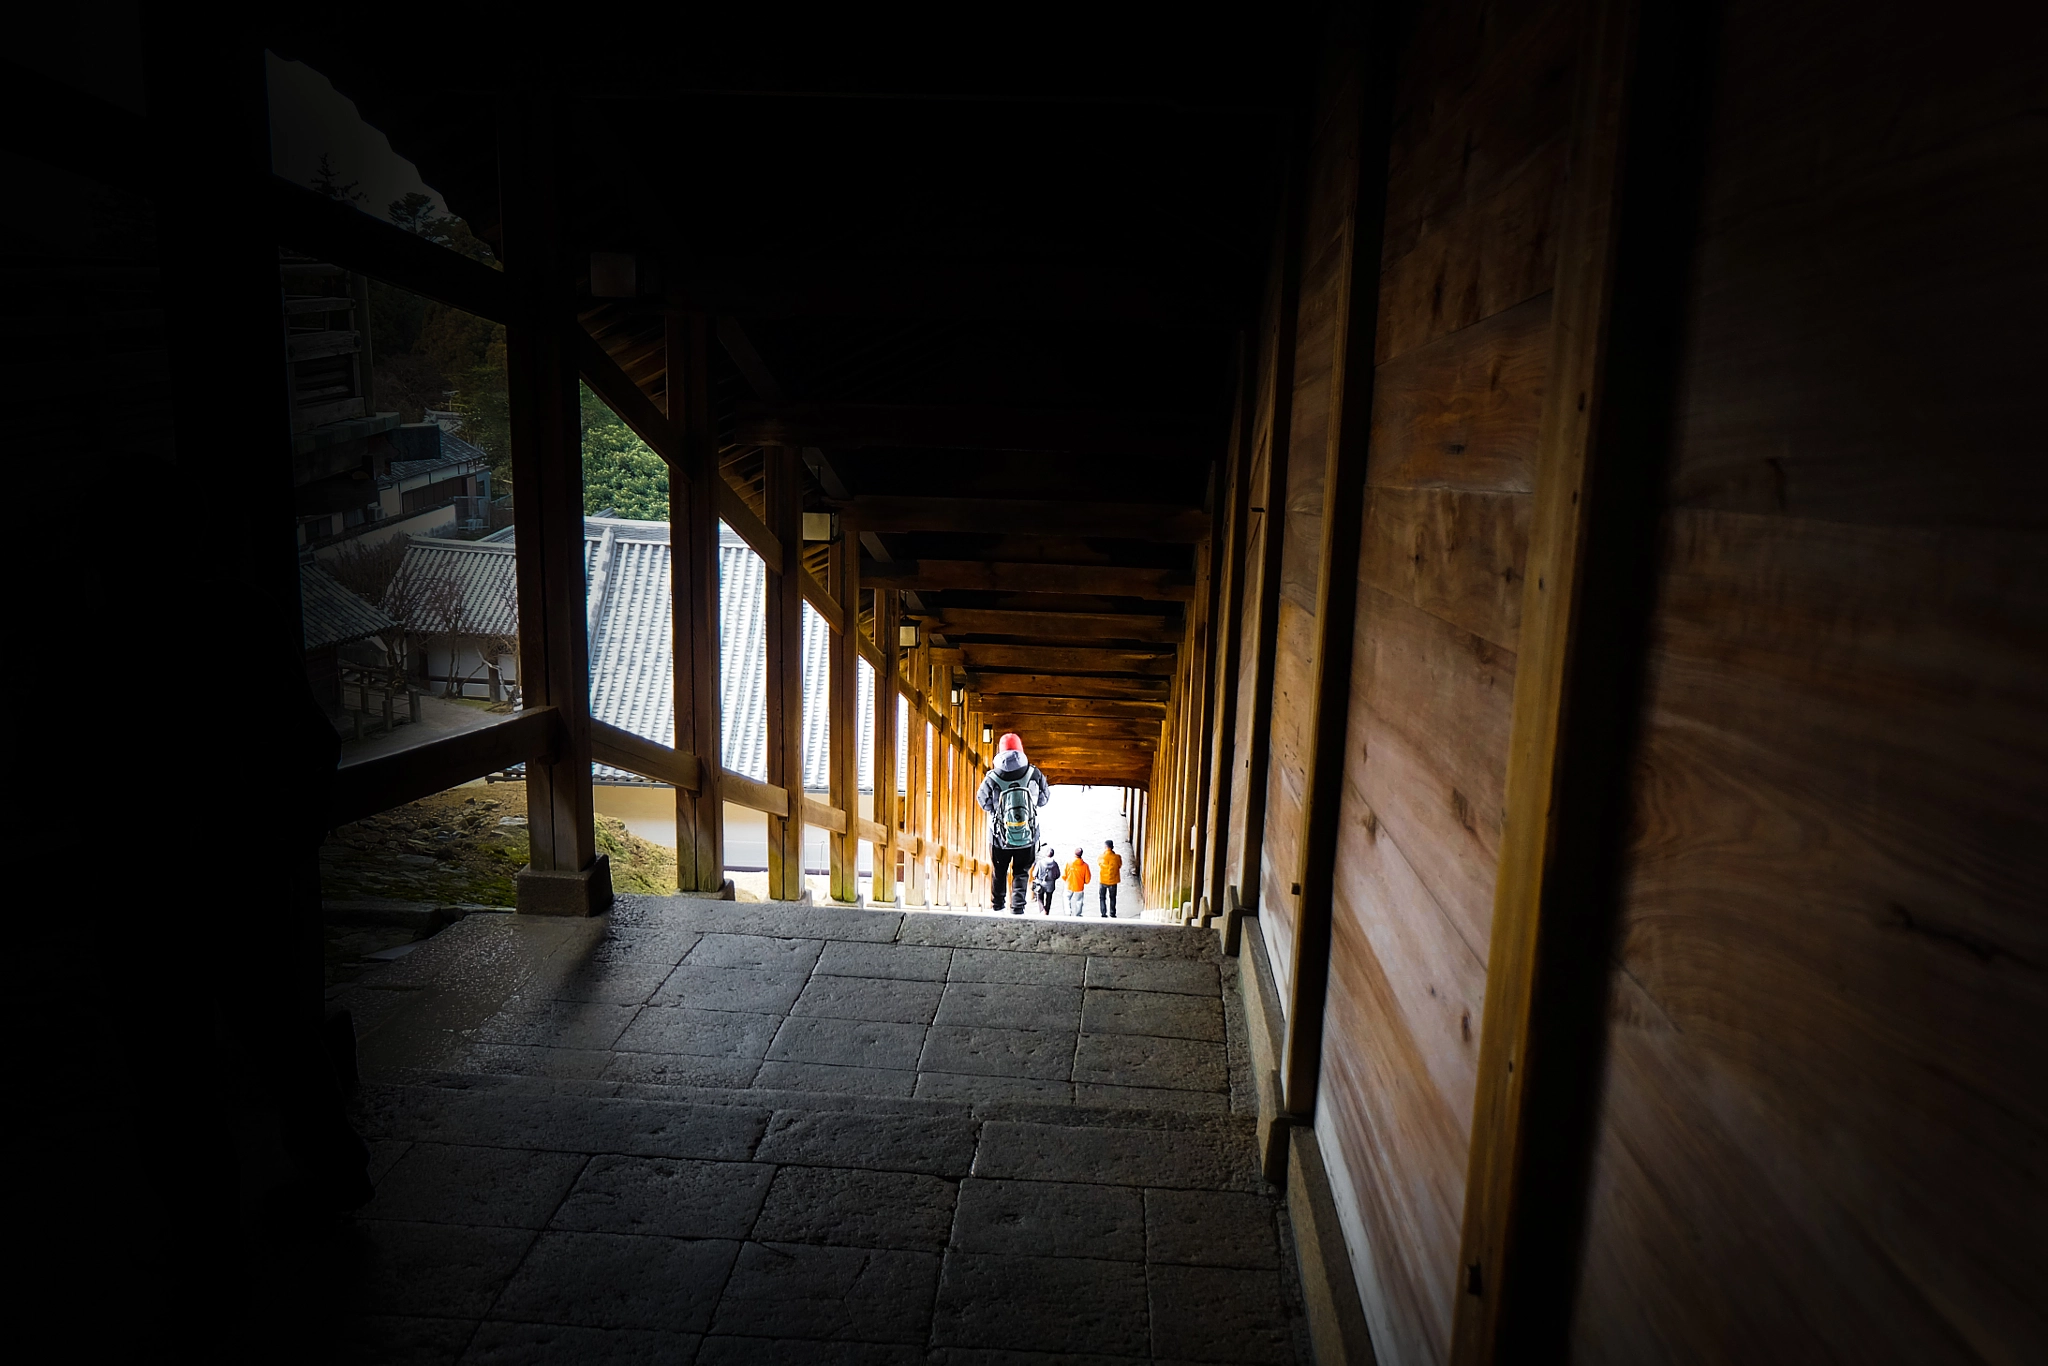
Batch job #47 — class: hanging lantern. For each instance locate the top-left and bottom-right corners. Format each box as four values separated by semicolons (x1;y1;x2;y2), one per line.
899;622;919;648
951;685;964;706
981;724;994;744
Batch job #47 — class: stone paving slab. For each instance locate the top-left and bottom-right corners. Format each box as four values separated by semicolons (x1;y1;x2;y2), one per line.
477;999;642;1051
491;1229;737;1332
794;974;947;1025
752;1166;959;1251
362;1087;770;1161
1072;1083;1231;1115
946;947;1088;986
915;1071;1072;1106
696;1338;921;1365
549;1155;773;1240
815;940;953;981
930;1252;1151;1356
614;1006;782;1059
345;1220;535;1321
935;982;1084;1031
360;1142;587;1229
755;1109;979;1177
612;895;904;944
711;1241;940;1345
752;1060;920;1098
769;1016;927;1070
973;1121;1265;1193
1072;1032;1229;1093
920;1024;1075;1082
462;1321;698;1365
1084;957;1222;996
899;918;1218;960
651;964;811;1014
684;933;827;973
1147;1263;1295;1364
950;1177;1145;1260
455;1044;617;1082
1081;987;1226;1042
1144;1189;1281;1269
600;1052;763;1090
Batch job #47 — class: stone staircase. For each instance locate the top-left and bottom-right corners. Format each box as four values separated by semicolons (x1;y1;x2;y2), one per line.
318;895;1310;1364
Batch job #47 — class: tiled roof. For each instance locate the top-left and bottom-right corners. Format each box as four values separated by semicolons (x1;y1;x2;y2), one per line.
301;563;399;652
386;538;518;636
397;519;876;791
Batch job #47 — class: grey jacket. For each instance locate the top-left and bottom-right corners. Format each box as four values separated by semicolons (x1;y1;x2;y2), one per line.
977;750;1050;844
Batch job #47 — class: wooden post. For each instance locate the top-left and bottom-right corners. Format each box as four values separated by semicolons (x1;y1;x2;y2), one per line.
501;93;605;915
1277;5;1397;1115
1203;356;1255;921
905;649;928;907
873;590;900;905
828;519;860;902
668;311;724;893
1232;130;1309;917
763;445;806;900
1453;0;1667;1356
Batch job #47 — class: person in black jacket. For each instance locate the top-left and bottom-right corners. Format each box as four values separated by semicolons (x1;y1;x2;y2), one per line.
1032;844;1060;914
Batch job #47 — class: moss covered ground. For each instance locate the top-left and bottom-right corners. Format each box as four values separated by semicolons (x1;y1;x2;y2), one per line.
319;780;676;906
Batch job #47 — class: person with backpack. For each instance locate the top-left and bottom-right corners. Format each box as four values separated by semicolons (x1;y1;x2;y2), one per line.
977;732;1050;914
1033;844;1060;915
1063;847;1092;916
1097;839;1122;918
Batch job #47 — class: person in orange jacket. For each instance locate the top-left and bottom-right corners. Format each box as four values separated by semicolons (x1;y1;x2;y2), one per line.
1097;839;1123;918
1062;847;1091;917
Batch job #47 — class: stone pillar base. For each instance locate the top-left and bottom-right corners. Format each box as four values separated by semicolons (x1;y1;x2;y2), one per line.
516;854;614;917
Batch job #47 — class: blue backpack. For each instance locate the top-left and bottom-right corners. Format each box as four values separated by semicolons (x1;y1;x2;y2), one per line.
995;770;1037;849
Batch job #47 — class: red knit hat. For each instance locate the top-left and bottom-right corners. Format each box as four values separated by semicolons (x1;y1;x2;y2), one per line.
998;732;1023;751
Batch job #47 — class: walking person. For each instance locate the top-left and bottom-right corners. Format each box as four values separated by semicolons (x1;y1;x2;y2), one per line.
1033;843;1060;915
1097;839;1122;918
977;732;1050;914
1063;846;1092;916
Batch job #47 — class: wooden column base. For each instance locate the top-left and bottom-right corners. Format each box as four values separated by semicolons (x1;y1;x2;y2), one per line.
516;855;615;917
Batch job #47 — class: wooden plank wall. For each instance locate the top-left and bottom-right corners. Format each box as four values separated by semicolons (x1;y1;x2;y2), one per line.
1567;2;2048;1360
1256;31;1375;1005
1309;2;1575;1361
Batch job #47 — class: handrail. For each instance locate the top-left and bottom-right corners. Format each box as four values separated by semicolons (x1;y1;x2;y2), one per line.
330;706;559;828
589;720;700;791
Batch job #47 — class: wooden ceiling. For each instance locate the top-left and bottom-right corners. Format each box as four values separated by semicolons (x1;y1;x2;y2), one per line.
269;9;1317;785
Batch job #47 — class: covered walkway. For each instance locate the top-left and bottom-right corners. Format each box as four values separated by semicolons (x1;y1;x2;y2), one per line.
318;896;1305;1362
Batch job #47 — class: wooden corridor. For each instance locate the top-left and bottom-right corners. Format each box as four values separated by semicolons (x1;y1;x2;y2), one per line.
16;1;2041;1363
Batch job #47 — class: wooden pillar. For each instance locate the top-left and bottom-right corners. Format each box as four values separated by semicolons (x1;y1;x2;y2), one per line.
1278;35;1397;1116
763;446;805;900
904;650;928;907
667;311;723;892
501;93;605;915
872;590;900;905
1203;360;1254;922
828;520;860;902
1454;0;1667;1355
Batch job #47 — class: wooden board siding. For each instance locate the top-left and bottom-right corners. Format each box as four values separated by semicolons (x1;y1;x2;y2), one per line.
1258;43;1369;1004
1310;0;1576;1359
1569;3;2048;1360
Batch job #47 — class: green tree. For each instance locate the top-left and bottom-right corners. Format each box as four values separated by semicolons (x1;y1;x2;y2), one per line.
580;384;668;520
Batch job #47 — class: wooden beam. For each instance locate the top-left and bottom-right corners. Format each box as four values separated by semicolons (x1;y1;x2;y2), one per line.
589;720;701;791
927;609;1180;642
1203;330;1257;930
980;696;1169;718
720;768;789;818
802;797;848;835
736;402;1215;459
872;589;902;905
330;707;559;829
716;478;784;567
856;817;887;846
829;516;860;901
268;175;511;324
863;559;1195;601
1455;0;1660;1357
967;674;1172;700
667;256;1238;323
801;568;844;632
952;644;1175;674
850;497;1209;543
574;328;691;485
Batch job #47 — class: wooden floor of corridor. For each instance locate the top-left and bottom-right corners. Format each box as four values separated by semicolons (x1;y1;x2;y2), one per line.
310;895;1309;1363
